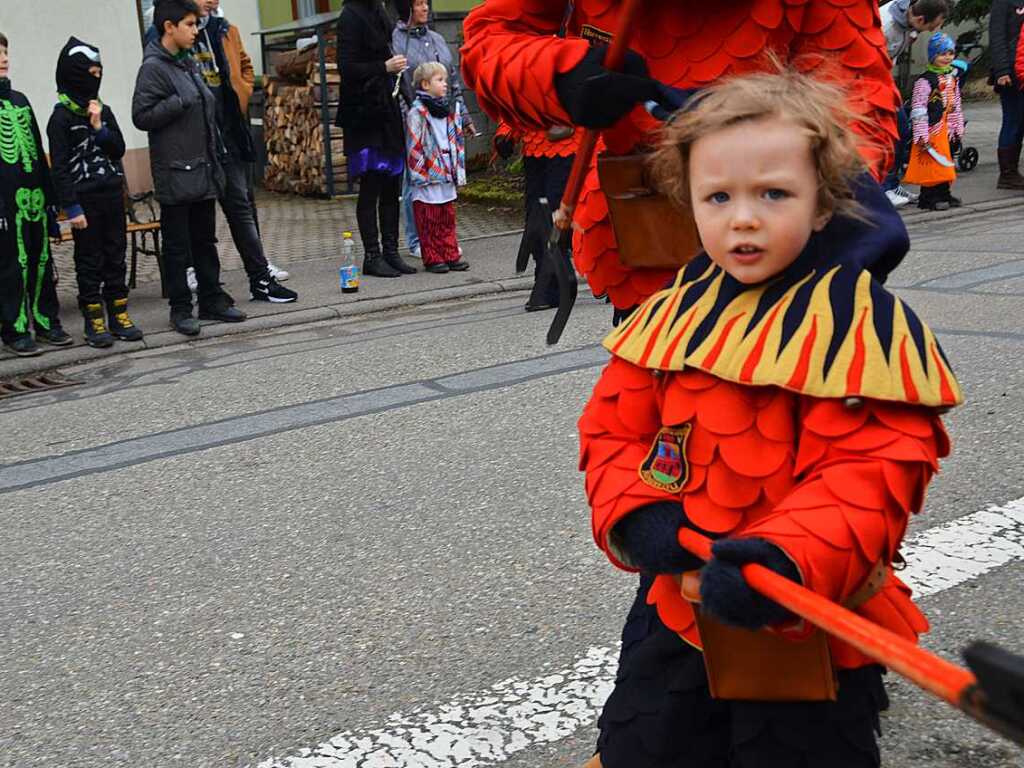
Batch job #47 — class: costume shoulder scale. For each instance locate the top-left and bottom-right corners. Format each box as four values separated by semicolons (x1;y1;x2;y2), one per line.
604;250;963;408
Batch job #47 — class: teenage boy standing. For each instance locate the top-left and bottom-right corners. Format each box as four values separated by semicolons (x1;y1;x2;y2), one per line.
133;0;245;336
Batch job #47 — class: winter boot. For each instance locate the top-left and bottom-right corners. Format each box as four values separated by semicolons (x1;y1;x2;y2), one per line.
996;146;1024;190
382;232;417;274
106;297;144;342
82;302;115;348
363;248;401;278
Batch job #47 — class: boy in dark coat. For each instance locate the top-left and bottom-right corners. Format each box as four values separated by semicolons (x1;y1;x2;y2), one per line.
0;31;70;357
48;37;144;348
132;0;244;336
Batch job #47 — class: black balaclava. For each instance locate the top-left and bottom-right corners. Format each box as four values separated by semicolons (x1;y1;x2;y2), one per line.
56;37;102;107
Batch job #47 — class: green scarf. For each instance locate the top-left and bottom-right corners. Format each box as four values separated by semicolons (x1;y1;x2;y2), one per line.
927;64;953;75
58;92;101;116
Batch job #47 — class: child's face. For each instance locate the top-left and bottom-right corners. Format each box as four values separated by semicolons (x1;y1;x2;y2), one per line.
0;45;8;79
933;51;955;69
88;65;102;79
688;115;830;285
165;14;199;51
422;72;448;99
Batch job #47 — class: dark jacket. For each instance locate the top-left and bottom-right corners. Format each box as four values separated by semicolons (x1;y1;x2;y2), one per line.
46;104;125;217
0;86;58;232
131;40;225;206
336;0;405;157
990;0;1024;84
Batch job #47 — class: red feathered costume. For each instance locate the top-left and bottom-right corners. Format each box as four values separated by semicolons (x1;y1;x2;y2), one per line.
461;0;900;309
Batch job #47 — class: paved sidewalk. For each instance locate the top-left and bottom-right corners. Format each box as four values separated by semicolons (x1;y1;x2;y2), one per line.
4;101;1021;380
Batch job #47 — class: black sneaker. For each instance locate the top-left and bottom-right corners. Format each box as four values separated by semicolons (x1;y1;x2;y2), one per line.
170;311;201;336
447;260;470;272
36;326;74;346
198;304;247;323
250;276;298;303
425;263;450;274
947;195;963;208
4;336;42;357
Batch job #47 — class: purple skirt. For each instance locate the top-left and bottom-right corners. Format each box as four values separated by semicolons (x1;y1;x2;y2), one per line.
347;147;404;178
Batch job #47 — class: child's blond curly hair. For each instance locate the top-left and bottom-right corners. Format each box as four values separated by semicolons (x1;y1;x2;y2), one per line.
648;66;870;222
413;61;447;90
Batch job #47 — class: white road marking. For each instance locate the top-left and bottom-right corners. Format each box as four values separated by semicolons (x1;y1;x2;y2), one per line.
258;496;1024;768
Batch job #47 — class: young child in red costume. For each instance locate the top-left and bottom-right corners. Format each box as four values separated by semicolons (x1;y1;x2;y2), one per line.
461;0;902;314
577;69;962;768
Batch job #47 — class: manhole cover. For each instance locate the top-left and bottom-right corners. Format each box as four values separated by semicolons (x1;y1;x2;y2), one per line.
0;373;82;400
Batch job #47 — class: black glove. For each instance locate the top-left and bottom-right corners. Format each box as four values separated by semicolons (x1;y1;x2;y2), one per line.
555;45;659;128
494;134;516;160
699;538;801;630
610;501;705;573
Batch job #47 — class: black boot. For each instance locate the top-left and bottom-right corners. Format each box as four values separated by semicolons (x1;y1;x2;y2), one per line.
381;194;415;274
997;146;1024;190
383;249;417;274
106;297;144;341
82;302;115;348
363;249;401;278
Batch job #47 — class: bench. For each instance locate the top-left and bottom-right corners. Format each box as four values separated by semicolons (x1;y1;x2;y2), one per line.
57;190;167;297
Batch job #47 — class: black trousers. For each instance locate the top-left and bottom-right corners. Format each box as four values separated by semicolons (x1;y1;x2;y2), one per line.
71;193;129;306
160;198;230;314
524;154;574;306
218;156;270;281
597;574;888;768
0;211;62;342
356;170;401;256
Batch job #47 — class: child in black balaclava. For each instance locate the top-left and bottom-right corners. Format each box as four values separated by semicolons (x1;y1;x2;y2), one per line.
47;36;143;347
0;30;69;357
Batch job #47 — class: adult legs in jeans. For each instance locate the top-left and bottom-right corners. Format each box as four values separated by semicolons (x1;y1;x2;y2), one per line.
402;168;420;254
882;105;911;193
161;200;232;315
219;156;271;281
997;86;1024;189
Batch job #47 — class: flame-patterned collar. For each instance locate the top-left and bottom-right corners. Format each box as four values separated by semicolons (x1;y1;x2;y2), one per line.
604;244;963;409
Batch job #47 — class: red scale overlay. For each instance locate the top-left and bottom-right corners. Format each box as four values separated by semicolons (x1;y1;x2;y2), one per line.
462;0;900;308
578;357;946;668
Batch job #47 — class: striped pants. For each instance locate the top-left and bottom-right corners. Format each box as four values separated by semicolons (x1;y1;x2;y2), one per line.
413;200;459;267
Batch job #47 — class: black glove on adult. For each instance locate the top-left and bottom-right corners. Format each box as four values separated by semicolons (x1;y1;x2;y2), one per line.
611;501;705;573
494;134;516;160
555;45;660;128
699;537;801;630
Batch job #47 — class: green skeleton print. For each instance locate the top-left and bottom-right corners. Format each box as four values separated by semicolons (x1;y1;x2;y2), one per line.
0;99;39;173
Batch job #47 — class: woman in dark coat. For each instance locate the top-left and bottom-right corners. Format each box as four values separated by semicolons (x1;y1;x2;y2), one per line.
336;0;416;277
990;0;1024;190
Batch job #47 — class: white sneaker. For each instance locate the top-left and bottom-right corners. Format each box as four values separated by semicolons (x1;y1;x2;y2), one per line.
186;266;198;292
409;246;421;260
458;245;464;256
885;189;910;208
267;262;290;281
895;185;919;203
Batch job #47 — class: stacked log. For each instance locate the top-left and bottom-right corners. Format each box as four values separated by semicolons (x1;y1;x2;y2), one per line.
263;61;346;196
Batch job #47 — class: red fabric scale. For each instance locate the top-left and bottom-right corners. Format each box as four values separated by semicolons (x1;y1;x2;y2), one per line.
577;357;947;668
461;0;900;309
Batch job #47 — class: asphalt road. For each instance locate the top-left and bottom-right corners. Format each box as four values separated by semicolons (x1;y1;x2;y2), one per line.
2;202;1024;767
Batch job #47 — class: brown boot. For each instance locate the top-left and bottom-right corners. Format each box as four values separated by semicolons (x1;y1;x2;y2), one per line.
997;146;1024;189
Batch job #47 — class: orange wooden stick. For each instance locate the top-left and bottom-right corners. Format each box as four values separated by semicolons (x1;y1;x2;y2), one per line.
676;528;977;708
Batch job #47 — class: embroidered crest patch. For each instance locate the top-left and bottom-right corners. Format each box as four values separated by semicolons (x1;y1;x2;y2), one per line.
639;425;691;493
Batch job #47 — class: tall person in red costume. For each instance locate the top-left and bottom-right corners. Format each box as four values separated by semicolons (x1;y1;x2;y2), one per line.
461;0;901;312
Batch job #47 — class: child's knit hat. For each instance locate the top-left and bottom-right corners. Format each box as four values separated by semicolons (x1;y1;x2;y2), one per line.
927;32;955;63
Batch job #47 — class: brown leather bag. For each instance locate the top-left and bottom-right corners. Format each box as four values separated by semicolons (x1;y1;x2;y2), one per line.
679;561;888;702
597;153;701;270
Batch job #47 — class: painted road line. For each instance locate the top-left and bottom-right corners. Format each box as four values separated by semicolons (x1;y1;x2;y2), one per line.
256;496;1024;768
0;345;608;494
914;260;1024;290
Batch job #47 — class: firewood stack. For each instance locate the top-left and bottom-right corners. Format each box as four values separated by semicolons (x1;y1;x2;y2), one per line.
263;47;346;196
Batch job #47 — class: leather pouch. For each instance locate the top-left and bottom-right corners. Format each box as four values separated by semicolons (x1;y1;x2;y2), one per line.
597;153;701;270
680;571;838;701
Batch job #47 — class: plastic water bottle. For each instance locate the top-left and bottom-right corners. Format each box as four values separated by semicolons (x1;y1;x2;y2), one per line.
340;231;359;293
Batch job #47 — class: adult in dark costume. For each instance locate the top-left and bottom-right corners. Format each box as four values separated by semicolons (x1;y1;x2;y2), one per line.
336;0;416;277
0;32;68;357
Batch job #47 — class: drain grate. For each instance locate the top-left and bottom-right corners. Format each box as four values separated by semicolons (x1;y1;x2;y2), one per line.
0;373;83;400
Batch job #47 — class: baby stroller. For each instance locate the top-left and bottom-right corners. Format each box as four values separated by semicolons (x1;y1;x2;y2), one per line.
950;35;980;172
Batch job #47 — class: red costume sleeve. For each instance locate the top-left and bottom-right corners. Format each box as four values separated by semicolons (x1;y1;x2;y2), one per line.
578;357;675;570
734;397;950;605
789;1;900;179
461;0;589;129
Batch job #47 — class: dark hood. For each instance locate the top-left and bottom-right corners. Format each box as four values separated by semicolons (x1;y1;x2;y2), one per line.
56;36;102;107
